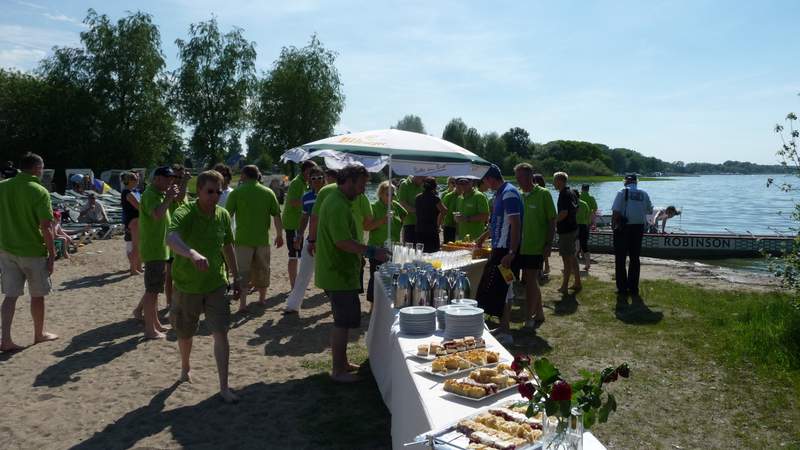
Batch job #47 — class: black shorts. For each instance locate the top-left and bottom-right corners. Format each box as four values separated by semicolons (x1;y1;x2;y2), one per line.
144;261;167;294
327;290;361;329
578;224;590;252
517;254;544;271
286;229;301;258
442;226;456;244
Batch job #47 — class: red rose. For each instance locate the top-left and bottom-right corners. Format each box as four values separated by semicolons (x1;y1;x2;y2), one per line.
618;363;630;378
518;381;535;400
603;370;618;383
550;380;572;401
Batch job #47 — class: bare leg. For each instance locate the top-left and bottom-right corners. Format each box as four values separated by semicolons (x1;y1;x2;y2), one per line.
288;259;298;289
178;337;192;382
524;269;544;321
584;251;591;271
142;292;165;339
133;297;143;320
213;331;238;402
1;296;23;351
499;302;512;333
130;220;143;273
559;256;571;293
238;283;248;313
31;296;58;343
330;327;359;382
570;256;582;290
257;287;267;304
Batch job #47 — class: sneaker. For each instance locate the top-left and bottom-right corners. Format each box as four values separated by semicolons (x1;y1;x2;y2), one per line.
495;333;514;345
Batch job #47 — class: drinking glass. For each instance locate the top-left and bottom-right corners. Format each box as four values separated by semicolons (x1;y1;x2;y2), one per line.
415;243;424;257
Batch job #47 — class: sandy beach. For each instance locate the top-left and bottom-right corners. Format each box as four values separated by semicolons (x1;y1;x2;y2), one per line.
0;234;783;449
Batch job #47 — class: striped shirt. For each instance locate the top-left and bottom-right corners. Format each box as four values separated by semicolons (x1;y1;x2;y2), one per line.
489;182;522;249
301;190;317;215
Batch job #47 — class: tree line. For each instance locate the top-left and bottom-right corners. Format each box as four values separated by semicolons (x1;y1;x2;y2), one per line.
0;9;344;188
395;114;790;176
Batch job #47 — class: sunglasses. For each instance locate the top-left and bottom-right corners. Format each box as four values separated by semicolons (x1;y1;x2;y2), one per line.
206;189;222;195
310;176;324;181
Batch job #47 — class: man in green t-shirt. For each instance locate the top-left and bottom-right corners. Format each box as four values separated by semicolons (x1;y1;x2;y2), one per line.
282;160;318;289
165;164;191;309
396;176;424;244
166;170;240;403
136;166;180;339
226;165;284;313
580;184;598;225
315;164;388;383
575;190;591;272
454;178;490;241
0;153;58;352
440;177;458;244
515;163;555;329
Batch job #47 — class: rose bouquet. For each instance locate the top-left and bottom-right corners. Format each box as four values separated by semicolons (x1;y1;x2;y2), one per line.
511;355;630;448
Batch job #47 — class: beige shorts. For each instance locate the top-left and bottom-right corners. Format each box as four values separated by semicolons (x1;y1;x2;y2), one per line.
170;287;229;339
0;251;52;297
235;245;270;288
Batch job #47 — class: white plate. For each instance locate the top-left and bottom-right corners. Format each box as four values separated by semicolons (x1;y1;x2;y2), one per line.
445;306;484;316
415;359;502;379
400;306;437;315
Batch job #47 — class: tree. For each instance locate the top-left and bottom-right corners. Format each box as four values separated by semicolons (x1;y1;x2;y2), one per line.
482;132;508;168
501;127;532;158
394;114;426;134
442;118;468;148
174;17;256;167
34;9;178;170
463;127;484;156
252;34;344;167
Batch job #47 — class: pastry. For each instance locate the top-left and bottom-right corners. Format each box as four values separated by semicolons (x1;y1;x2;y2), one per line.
417;344;429;356
432;359;446;372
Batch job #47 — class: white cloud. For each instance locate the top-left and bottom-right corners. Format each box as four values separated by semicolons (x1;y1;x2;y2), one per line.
42;13;85;27
0;47;46;70
14;0;46;10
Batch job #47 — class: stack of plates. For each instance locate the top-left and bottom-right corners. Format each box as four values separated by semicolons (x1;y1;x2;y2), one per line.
451;298;478;307
444;306;485;339
436;304;464;330
399;306;436;335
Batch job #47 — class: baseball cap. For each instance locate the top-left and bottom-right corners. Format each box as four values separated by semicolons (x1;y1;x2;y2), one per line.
481;164;502;181
153;166;175;177
624;173;638;182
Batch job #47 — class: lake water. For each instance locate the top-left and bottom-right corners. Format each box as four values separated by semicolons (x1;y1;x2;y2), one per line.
366;174;800;235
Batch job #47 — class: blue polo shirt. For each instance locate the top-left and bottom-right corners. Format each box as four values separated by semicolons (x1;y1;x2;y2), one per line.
611;183;653;225
489;182;522;249
301;190;317;215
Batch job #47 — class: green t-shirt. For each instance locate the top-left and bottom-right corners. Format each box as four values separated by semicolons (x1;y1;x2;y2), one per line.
315;188;361;291
169;201;233;294
0;172;54;257
579;192;597;214
520;186;557;256
455;188;490;241
368;200;406;246
281;174;306;230
397;177;423;225
311;183;337;216
577;199;590;225
352;193;373;244
139;185;171;262
225;180;280;247
441;190;458;227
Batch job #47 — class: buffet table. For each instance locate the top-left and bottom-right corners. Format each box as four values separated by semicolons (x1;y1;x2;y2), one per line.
366;260;606;450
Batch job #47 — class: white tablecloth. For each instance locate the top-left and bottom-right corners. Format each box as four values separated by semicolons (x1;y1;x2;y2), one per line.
366;260;606;450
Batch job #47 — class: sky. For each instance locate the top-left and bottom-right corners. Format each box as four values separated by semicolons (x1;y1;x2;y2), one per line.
2;0;799;164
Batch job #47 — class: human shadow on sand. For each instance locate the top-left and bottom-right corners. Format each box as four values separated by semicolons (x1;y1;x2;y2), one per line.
615;297;664;325
69;374;391;450
34;336;143;387
60;270;130;290
53;318;141;357
551;293;579;316
246;306;339;357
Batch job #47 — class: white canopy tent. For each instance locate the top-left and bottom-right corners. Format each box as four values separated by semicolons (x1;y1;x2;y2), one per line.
280;129;493;246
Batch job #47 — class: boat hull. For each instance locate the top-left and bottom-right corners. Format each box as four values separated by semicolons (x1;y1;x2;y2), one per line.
557;230;796;259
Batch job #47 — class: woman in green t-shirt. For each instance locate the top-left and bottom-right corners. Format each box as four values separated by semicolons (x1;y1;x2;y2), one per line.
365;181;406;304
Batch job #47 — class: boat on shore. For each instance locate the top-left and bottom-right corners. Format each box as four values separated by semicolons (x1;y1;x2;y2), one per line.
563;230;796;259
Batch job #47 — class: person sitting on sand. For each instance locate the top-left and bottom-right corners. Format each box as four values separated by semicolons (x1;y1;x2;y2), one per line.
647;205;681;234
0;152;59;352
166;169;240;403
225;165;284;313
78;192;109;223
52;210;73;260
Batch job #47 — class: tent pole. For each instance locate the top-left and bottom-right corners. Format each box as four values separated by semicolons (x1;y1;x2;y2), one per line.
386;154;393;251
